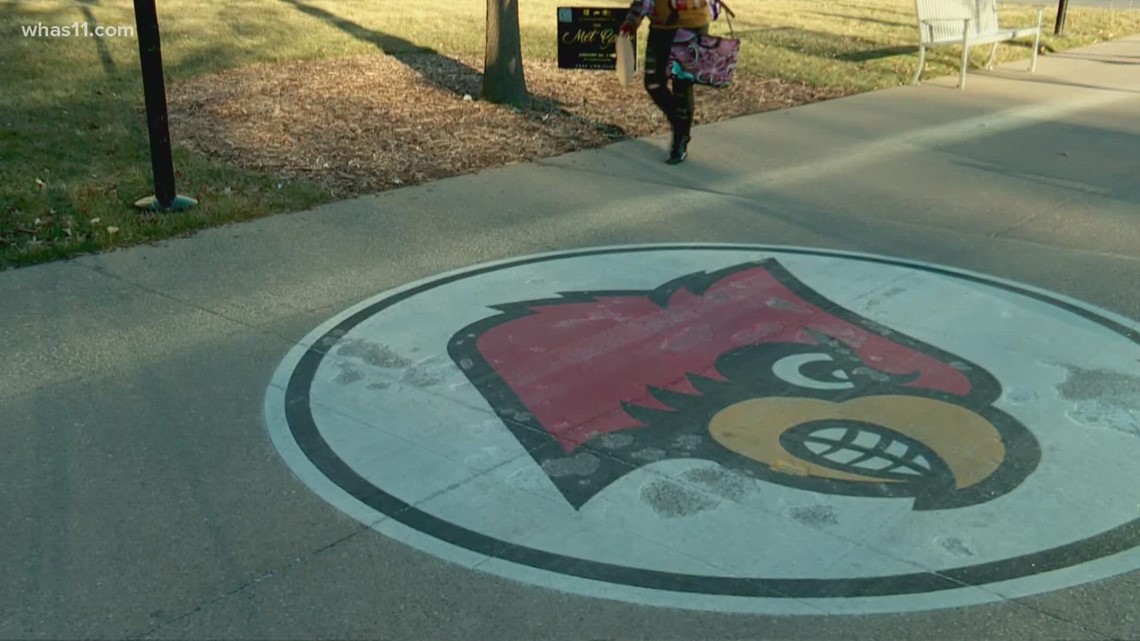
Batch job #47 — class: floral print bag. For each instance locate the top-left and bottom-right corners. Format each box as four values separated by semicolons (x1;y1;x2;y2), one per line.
666;1;740;88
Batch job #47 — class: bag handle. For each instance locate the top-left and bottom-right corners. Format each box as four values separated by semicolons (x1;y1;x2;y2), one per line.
716;0;736;38
674;1;736;37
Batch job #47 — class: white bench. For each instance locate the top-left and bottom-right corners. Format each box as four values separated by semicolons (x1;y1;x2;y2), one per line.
913;0;1044;89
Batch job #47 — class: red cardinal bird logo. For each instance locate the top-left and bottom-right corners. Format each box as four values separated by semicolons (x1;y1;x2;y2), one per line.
448;260;1039;511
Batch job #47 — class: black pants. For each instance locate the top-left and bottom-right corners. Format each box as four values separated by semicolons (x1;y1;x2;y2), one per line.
644;25;707;139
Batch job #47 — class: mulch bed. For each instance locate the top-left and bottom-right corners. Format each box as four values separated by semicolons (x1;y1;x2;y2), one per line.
168;52;854;198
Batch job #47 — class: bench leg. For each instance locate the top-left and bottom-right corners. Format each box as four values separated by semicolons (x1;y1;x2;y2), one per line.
959;18;971;90
960;44;969;89
913;45;926;85
986;43;998;69
1031;31;1041;72
1030;9;1043;72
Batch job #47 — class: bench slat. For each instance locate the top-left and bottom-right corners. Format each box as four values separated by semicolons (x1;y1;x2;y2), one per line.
925;26;1041;46
915;0;1000;43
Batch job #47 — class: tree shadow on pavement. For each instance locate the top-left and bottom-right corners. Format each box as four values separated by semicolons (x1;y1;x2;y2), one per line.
1054;52;1140;60
1050;52;1140;65
946;122;1140;208
983;71;1140;94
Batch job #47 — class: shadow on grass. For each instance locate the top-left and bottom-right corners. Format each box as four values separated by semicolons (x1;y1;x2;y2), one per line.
729;26;808;37
77;0;118;77
826;1;917;19
280;0;627;139
758;26;895;59
835;45;917;62
750;26;925;81
280;0;482;97
809;11;915;28
167;43;251;81
757;25;1050;71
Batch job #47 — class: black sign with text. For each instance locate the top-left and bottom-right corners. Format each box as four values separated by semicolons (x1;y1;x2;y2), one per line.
557;7;634;70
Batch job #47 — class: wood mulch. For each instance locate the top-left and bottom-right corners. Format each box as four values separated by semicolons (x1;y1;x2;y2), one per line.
168;52;853;198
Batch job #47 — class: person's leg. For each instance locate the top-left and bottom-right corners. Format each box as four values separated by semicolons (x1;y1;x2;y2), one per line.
672;78;694;139
665;73;694;164
643;27;678;129
669;25;707;153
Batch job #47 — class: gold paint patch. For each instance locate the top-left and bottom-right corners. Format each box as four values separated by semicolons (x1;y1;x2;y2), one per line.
708;396;1006;489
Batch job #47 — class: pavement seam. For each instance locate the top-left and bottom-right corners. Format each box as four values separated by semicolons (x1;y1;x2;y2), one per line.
70;260;271;334
127;521;377;640
532;160;1140;264
836;548;1121;638
1004;600;1119;640
808;528;1116;628
986;210;1050;240
62;259;343;383
0;373;91;405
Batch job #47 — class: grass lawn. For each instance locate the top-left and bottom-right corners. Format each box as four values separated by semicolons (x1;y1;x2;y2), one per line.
2;0;1137;269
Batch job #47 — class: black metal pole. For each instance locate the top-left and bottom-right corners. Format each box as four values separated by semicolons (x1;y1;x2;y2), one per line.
132;0;195;212
1054;0;1070;36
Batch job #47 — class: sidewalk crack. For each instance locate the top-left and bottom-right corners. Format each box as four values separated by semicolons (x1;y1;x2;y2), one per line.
126;522;375;639
71;261;263;332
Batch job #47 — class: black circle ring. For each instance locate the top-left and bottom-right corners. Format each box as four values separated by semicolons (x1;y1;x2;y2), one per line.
283;245;1140;600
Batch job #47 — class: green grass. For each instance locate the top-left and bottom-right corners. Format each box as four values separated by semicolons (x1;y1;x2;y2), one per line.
2;0;1138;268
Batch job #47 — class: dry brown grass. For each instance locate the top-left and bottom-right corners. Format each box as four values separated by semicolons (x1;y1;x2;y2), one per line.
169;52;851;198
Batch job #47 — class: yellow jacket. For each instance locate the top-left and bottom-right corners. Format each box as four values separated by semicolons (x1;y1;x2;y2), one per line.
625;0;712;30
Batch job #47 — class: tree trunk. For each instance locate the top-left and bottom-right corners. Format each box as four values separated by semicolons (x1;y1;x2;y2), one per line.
482;0;528;105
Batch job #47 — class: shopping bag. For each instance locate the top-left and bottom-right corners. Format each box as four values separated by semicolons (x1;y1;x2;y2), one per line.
615;33;637;87
666;0;740;88
667;30;740;88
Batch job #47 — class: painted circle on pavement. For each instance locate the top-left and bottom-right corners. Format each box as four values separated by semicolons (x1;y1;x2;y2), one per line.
265;245;1140;615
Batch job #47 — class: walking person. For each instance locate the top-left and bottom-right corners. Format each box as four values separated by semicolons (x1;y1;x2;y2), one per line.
620;0;712;164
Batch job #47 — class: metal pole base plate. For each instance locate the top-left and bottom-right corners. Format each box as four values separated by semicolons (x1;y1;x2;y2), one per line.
134;194;198;212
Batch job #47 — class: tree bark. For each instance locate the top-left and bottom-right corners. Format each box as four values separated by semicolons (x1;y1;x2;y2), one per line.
482;0;528;105
1053;0;1069;35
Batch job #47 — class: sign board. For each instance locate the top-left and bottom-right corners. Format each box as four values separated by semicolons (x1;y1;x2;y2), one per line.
557;7;634;70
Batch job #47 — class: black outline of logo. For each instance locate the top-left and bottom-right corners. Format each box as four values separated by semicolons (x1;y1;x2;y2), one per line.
282;246;1140;599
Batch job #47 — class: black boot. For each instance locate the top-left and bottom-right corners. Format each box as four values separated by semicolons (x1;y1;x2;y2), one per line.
666;131;690;165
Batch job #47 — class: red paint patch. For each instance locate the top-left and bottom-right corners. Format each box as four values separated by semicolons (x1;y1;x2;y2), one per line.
474;266;970;451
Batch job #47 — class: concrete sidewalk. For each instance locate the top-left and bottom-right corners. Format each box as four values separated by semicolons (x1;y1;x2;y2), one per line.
2;37;1139;640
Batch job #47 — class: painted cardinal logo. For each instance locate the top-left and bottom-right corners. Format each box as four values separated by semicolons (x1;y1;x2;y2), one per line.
448;260;1040;511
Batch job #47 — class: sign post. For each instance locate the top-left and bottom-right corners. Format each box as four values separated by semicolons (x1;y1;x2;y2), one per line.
557;7;633;71
132;0;196;212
